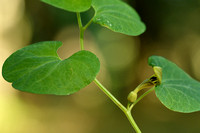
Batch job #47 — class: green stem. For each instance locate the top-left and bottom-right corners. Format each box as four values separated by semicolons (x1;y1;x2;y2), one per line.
76;13;94;50
125;111;142;133
83;16;94;30
76;12;84;50
93;78;141;133
129;87;155;111
93;78;126;112
77;12;142;133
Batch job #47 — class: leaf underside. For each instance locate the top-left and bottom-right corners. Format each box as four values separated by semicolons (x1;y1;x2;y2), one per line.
148;56;200;113
2;41;100;95
41;0;92;12
92;0;146;36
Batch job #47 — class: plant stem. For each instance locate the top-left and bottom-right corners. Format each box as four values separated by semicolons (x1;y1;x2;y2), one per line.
129;87;155;111
125;111;142;133
77;12;142;133
76;12;84;50
93;78;127;112
76;13;94;50
94;78;141;133
83;16;94;30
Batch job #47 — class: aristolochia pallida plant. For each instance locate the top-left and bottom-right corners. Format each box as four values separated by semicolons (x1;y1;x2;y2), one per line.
2;0;200;132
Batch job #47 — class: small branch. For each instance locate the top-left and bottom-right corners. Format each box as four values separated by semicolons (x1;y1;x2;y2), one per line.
76;12;84;50
93;78;142;133
129;87;155;111
93;78;127;113
83;16;94;30
76;13;95;50
76;12;83;29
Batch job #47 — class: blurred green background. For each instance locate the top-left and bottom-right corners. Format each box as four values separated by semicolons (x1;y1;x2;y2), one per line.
1;0;200;133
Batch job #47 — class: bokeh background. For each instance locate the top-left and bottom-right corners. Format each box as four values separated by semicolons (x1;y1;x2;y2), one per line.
1;0;200;133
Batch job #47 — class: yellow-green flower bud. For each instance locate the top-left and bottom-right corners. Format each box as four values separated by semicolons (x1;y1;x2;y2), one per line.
153;66;162;84
127;91;137;103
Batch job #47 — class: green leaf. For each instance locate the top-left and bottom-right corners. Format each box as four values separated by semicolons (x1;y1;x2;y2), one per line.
92;0;146;36
41;0;92;12
148;56;200;113
2;41;100;95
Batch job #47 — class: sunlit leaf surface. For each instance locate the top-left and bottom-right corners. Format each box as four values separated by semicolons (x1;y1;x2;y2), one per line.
92;0;146;36
2;41;100;95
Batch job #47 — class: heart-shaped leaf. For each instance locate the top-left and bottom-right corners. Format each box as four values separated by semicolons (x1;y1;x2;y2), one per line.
92;0;146;36
41;0;92;12
148;56;200;113
2;41;100;95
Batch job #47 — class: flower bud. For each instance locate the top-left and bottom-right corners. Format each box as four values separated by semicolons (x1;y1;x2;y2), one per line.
127;91;137;103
